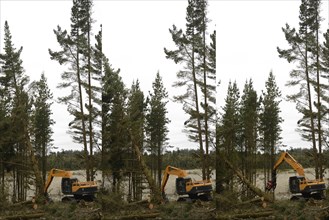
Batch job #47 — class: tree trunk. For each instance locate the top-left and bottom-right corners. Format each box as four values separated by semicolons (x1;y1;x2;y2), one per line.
76;39;90;181
87;9;94;182
304;48;319;179
2;212;45;220
223;157;273;202
25;130;43;199
131;135;162;203
202;7;210;181
216;211;273;220
315;11;323;179
157;142;162;188
192;44;206;180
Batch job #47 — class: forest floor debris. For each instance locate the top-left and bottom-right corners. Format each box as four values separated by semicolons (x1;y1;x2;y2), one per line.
1;193;329;219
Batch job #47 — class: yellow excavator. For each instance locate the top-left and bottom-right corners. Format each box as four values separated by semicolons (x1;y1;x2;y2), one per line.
266;152;326;200
161;165;212;201
44;168;98;202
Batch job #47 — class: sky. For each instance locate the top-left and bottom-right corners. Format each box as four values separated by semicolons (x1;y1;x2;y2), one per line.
1;0;329;152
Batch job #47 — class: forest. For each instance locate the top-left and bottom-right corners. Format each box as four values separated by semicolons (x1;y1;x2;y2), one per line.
1;0;329;219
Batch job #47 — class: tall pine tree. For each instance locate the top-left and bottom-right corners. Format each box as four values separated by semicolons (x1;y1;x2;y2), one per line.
31;73;54;184
278;0;324;178
217;81;240;192
145;72;170;186
259;71;282;187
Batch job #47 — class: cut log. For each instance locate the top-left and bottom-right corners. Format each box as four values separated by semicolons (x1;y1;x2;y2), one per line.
223;158;273;202
10;200;33;207
216;211;273;219
110;212;160;220
126;200;149;206
32;203;38;210
2;212;45;220
238;197;267;207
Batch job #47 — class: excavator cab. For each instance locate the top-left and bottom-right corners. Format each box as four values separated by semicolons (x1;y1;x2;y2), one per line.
289;176;303;194
61;178;79;194
176;177;190;195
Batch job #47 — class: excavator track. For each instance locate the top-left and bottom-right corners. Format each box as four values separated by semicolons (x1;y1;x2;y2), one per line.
177;193;212;202
290;192;326;201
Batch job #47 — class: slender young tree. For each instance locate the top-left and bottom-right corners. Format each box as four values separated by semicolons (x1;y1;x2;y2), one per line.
91;25;106;184
217;81;240;191
31;73;54;184
259;71;282;186
102;57;127;192
320;29;329;149
239;79;259;199
127;80;145;200
145;72;170;186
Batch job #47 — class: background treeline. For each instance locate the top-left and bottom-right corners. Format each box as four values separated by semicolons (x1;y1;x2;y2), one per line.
47;148;329;172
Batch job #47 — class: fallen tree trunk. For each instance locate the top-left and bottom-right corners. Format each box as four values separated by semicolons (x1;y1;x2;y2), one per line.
1;212;45;220
110;212;160;220
216;211;273;219
130;133;162;203
10;200;33;207
223;158;273;202
126;200;149;206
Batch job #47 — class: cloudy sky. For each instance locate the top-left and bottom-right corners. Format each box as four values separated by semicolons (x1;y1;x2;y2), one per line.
1;0;328;152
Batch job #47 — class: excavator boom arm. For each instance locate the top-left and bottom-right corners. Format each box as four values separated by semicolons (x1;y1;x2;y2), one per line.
273;152;305;176
266;152;305;191
160;166;187;196
44;168;72;195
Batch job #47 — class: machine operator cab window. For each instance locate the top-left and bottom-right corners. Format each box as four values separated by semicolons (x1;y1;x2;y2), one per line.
61;178;79;194
289;176;304;193
176;177;192;195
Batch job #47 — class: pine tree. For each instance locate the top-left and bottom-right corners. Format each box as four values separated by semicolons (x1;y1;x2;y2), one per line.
127;80;146;200
91;26;106;184
0;21;29;201
102;58;127;192
308;0;326;178
239;79;259;199
165;0;206;179
49;0;94;180
277;0;322;178
320;29;329;150
195;0;216;180
217;81;240;191
259;71;282;187
31;73;54;184
0;21;43;200
80;0;97;181
145;72;170;186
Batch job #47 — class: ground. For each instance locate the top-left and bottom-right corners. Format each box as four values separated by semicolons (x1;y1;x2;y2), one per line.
2;195;329;219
